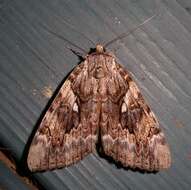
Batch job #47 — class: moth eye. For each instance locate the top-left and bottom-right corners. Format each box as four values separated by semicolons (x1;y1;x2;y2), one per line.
73;102;78;112
121;102;127;113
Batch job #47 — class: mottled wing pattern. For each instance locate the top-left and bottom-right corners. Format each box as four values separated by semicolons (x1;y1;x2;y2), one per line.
101;63;171;171
27;64;97;172
27;45;171;172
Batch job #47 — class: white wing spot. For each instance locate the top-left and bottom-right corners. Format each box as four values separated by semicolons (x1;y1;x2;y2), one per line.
121;102;127;113
73;102;78;112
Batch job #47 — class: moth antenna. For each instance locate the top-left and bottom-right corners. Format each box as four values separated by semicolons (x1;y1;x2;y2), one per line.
58;19;96;46
104;1;159;48
41;24;88;55
69;48;84;60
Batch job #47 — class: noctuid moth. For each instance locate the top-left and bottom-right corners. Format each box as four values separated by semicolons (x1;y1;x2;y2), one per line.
27;10;171;172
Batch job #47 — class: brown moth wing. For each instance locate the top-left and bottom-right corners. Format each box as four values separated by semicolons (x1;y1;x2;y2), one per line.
101;62;171;171
27;63;97;172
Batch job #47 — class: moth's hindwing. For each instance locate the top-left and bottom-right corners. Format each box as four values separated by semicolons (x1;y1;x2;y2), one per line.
27;46;171;172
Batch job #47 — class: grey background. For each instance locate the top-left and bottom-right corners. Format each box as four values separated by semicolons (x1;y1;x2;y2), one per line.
0;161;30;190
0;0;191;189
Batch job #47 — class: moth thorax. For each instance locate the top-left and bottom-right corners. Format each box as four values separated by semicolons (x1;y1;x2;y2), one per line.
96;44;104;53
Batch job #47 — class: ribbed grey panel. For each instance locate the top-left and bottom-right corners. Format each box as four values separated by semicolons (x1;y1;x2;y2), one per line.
0;0;191;189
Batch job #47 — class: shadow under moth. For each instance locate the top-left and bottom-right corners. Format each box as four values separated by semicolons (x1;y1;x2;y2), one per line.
27;10;171;172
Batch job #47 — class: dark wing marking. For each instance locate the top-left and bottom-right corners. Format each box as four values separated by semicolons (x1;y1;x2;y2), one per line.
27;64;97;172
101;63;171;171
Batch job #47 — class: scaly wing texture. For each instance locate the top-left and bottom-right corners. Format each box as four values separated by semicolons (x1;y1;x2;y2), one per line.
27;63;97;172
101;63;171;171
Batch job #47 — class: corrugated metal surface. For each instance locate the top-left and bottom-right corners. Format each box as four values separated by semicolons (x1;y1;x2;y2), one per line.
0;0;191;189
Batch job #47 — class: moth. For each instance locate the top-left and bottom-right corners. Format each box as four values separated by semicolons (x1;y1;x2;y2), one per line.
27;13;171;172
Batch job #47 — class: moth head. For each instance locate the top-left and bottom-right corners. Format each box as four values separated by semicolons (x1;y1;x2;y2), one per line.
96;44;105;53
